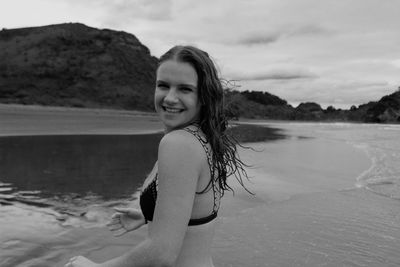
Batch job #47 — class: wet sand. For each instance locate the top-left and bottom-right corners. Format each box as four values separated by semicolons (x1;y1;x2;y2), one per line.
213;137;400;266
0;104;164;136
215;188;400;267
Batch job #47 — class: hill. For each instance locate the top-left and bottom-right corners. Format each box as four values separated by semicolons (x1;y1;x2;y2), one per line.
0;23;157;110
224;89;400;123
361;90;400;123
1;23;399;123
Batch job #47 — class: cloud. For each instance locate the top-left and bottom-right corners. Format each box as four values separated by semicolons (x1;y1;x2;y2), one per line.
391;59;400;68
237;33;281;46
116;0;173;21
234;23;333;47
288;24;334;37
230;69;318;81
61;0;173;29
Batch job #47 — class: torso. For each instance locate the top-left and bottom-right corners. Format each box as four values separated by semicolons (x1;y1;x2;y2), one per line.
149;219;217;267
140;126;221;225
141;125;221;267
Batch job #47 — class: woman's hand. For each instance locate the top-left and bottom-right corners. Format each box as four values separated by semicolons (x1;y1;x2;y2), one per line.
65;256;98;267
106;207;146;236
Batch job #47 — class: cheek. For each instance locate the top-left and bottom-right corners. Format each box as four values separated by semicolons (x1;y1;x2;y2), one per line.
154;90;162;103
154;91;163;111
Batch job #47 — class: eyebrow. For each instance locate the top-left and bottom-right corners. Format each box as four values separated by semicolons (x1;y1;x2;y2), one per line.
156;80;197;89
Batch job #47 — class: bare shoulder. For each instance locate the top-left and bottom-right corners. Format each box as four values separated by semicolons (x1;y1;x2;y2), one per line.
160;128;205;154
158;129;207;170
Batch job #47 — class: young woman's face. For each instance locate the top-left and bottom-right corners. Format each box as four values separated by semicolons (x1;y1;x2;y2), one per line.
155;60;201;133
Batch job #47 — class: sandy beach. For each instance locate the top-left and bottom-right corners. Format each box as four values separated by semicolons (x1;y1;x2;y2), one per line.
1;104;400;267
0;104;164;136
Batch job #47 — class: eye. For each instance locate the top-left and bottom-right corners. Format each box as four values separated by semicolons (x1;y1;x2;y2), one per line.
180;87;193;93
156;82;169;89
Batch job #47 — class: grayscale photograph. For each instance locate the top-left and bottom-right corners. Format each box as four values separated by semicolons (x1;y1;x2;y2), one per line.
1;1;400;266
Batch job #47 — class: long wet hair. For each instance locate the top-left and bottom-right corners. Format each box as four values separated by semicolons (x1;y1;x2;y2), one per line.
158;45;250;195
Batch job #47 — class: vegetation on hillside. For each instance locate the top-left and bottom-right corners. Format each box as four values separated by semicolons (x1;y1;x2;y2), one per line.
224;89;400;123
0;23;157;110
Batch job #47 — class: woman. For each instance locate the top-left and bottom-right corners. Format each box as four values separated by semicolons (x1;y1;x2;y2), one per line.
66;45;248;267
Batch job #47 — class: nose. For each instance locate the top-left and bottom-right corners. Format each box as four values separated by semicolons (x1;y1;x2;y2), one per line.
164;88;178;104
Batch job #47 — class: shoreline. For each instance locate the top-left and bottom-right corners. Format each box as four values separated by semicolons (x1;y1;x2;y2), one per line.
0;103;164;136
0;104;289;143
0;103;156;116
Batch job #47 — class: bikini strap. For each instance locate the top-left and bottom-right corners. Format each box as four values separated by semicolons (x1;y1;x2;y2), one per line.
182;126;220;214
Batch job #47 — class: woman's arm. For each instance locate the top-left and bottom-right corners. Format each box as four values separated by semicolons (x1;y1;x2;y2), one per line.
75;130;205;267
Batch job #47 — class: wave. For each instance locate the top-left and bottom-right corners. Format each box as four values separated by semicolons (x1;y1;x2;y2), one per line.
0;180;138;229
352;138;400;201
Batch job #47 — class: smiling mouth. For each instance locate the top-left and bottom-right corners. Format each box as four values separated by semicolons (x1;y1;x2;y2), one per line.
162;106;184;113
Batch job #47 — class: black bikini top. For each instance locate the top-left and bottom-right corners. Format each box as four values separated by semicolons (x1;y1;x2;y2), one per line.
139;127;221;226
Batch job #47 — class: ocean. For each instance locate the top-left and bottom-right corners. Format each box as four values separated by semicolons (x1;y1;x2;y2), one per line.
1;122;400;266
253;122;400;201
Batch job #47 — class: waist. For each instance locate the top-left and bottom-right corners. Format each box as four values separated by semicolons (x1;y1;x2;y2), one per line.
179;219;217;267
149;219;218;267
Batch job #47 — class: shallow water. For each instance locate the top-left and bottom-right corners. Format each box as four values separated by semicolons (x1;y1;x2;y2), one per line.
0;134;162;199
1;122;400;266
217;122;400;267
279;122;400;200
0;134;163;266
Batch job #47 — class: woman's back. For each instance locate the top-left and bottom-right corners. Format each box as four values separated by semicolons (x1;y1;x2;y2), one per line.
149;220;217;267
146;127;219;267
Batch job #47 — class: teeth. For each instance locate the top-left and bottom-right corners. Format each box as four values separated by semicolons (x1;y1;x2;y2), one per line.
164;107;182;113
